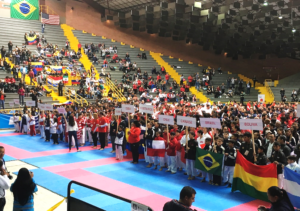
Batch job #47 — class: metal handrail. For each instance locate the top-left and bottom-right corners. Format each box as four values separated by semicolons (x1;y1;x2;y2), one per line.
67;181;154;211
105;78;126;101
265;81;274;102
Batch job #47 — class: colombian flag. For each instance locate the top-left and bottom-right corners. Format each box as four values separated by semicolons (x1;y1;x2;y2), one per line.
31;62;43;71
27;35;37;45
10;0;39;20
231;151;278;201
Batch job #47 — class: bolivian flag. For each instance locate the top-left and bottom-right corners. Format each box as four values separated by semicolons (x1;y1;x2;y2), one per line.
195;148;224;176
232;151;277;201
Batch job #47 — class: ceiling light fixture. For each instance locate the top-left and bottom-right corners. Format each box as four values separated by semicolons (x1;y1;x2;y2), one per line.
263;1;268;6
278;16;282;19
292;28;296;33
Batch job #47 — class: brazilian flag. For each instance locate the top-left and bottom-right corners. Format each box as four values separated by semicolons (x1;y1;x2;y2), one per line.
11;0;39;20
195;148;224;176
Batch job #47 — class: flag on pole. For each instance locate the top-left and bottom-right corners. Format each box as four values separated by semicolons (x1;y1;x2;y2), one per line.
283;167;300;208
232;151;278;201
146;138;165;157
63;75;69;84
31;62;43;71
41;12;60;25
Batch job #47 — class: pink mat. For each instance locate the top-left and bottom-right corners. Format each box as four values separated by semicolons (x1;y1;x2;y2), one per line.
43;157;131;173
1;142;112;159
0;133;23;137
53;169;204;211
224;199;270;211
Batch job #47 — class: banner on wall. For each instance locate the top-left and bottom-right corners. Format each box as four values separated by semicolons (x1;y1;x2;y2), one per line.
11;0;39;20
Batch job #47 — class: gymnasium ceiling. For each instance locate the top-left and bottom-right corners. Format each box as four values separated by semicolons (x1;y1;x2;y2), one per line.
95;0;300;59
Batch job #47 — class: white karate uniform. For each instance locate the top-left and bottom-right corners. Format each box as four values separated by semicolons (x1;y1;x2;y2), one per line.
115;131;124;160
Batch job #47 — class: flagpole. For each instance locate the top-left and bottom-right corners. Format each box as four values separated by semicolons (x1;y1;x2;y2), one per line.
252;130;257;163
185;126;189;153
145;114;148;135
128;113;130;129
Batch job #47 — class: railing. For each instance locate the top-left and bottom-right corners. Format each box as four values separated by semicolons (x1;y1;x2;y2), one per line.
105;78;126;101
265;80;275;102
67;181;154;211
0;108;24;114
39;5;58;15
45;77;87;106
265;79;274;87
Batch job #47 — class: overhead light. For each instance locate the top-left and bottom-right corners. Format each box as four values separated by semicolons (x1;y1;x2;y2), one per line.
292;28;296;33
278;16;282;19
263;1;268;6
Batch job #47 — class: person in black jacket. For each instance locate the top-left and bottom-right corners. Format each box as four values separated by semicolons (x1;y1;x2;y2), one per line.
268;142;287;188
185;132;198;180
277;135;291;158
223;140;236;188
109;115;118;153
258;186;294;211
58;81;64;96
163;186;197;211
239;132;258;163
294;143;300;163
212;137;225;186
145;122;155;168
255;146;267;166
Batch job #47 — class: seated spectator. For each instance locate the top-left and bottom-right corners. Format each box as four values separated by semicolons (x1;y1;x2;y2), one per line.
207;86;212;95
161;66;166;75
125;52;130;62
103;59;108;68
227;88;233;98
151;66;157;75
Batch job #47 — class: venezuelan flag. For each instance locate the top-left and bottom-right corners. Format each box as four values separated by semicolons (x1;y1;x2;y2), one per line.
27;35;37;45
31;62;43;71
71;80;80;85
232;151;278;201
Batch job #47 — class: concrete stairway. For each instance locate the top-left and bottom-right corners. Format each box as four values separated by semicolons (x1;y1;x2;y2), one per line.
161;56;260;102
271;72;300;102
0;17;82;108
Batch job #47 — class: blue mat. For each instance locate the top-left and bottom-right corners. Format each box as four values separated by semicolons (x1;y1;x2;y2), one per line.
19;169;131;211
4;155;16;161
0;135;70;152
22;148;115;168
85;162;254;211
0;131;15;134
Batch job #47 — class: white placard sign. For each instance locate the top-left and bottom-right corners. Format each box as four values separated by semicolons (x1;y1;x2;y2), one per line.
240;119;263;131
9;102;14;107
158;115;174;125
115;108;122;116
177;116;196;128
200;118;222;129
14;99;19;104
258;94;265;103
57;107;66;114
297;105;300;118
25;101;35;106
121;104;135;113
139;104;154;114
131;201;148;211
38;104;45;110
44;104;53;111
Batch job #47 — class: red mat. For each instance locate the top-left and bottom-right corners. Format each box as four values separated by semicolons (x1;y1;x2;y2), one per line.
0;133;23;137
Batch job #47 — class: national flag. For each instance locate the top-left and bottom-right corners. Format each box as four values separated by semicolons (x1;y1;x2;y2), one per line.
41;12;59;25
72;80;80;85
27;35;37;45
146;139;165;157
31;62;43;71
283;167;300;208
50;66;62;73
47;76;62;87
63;75;69;84
231;151;278;201
195;148;224;176
125;127;146;155
11;0;39;20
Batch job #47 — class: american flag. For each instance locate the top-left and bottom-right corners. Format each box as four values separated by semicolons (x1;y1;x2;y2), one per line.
41;12;60;25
